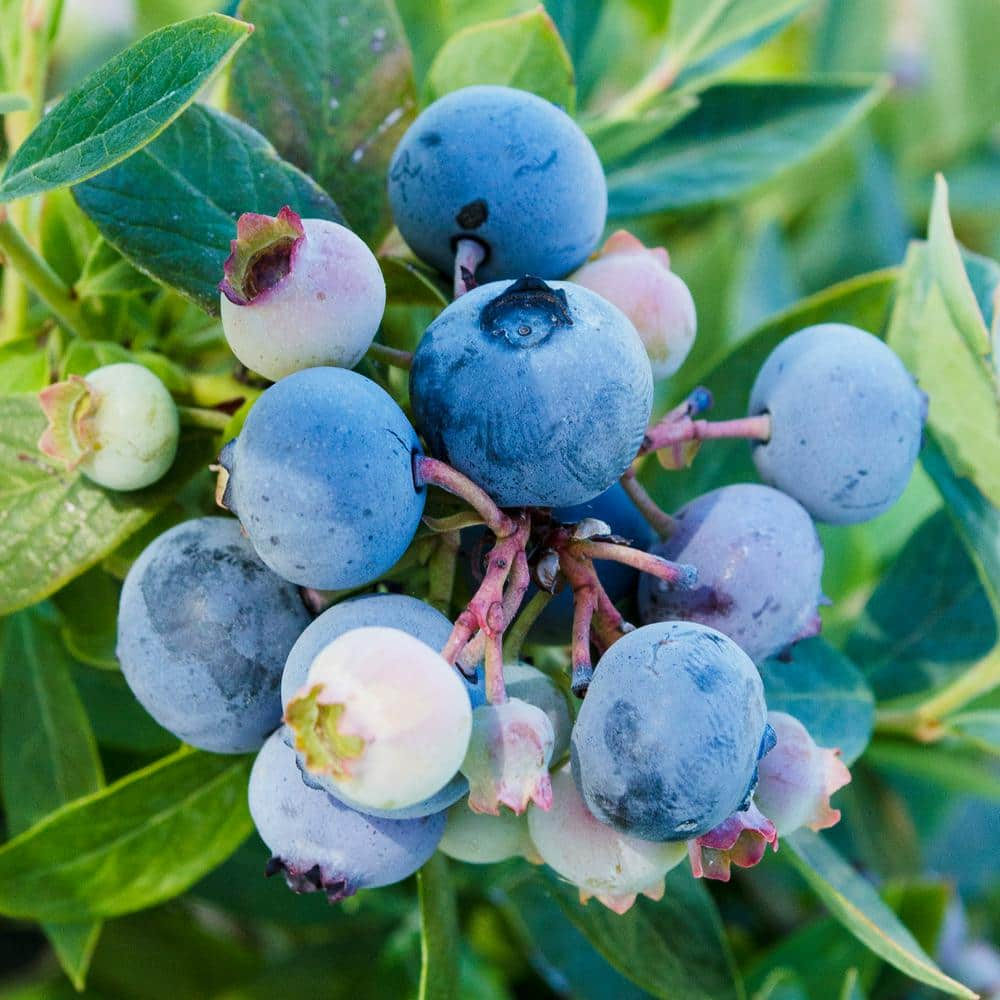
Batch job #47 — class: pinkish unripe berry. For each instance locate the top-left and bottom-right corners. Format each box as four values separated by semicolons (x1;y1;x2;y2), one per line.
438;799;540;864
687;801;778;881
754;711;851;835
219;206;386;380
461;698;554;815
285;627;472;812
571;229;696;380
528;768;686;914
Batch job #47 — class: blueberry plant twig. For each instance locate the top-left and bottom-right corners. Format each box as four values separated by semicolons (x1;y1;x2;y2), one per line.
619;466;676;538
502;589;554;662
0;207;101;341
176;406;232;432
413;455;516;538
575;539;697;588
365;341;414;369
453;238;486;299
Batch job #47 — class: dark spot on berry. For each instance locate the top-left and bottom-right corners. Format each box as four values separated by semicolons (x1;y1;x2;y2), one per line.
455;199;488;229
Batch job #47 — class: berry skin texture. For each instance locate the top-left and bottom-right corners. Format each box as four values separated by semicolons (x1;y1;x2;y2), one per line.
220;367;425;589
219;207;386;381
249;730;444;901
748;323;927;524
754;711;851;836
285;627;472;812
571;230;697;379
38;363;178;491
116;517;311;753
460;698;555;815
388;85;607;282
281;594;484;819
410;277;653;507
570;621;769;842
503;662;573;760
637;484;824;662
438;800;540;865
528;767;686;914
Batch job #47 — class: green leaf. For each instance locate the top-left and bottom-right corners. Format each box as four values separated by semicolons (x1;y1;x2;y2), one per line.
51;567;121;669
380;256;449;307
945;709;1000;753
0;90;28;114
425;7;575;111
0;14;252;202
587;93;698;166
784;830;975;998
417;854;459;1000
75;238;156;299
760;639;874;765
0;393;217;616
525;867;743;999
73;102;343;314
229;0;416;244
0;610;105;990
606;78;887;218
665;0;810;87
846;509;996;702
752;969;810;1000
886;186;1000;511
0;342;49;393
865;739;1000;802
0;748;252;921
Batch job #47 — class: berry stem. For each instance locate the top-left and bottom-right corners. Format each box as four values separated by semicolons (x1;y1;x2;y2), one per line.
574;540;697;589
569;579;597;697
365;342;414;370
453;238;486;299
642;413;772;455
427;530;460;614
413;455;515;538
176;406;231;431
484;630;506;704
502;589;554;662
619;466;676;538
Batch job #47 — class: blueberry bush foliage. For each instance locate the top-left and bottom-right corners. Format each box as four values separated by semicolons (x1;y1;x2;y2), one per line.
0;0;999;997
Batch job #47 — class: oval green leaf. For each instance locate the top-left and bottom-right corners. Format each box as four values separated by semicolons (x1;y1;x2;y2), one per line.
0;748;252;922
606;78;888;218
784;830;976;999
760;638;874;765
228;0;416;245
0;394;218;616
73;103;343;313
0;14;252;203
425;7;575;111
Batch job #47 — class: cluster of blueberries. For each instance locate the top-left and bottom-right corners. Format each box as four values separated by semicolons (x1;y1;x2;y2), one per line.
41;85;926;912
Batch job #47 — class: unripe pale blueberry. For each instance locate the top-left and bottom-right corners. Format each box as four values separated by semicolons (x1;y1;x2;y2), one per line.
687;801;778;882
754;711;851;836
503;663;573;760
38;363;178;491
528;767;686;914
570;622;769;841
461;698;555;815
749;324;927;524
249;730;444;901
219;206;386;380
411;276;652;507
285;627;472;812
572;230;696;379
388;85;606;281
438;799;540;865
281;594;484;819
638;484;825;662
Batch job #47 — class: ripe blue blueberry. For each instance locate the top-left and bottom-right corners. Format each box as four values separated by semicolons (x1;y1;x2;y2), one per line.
637;484;824;662
281;594;484;819
748;324;926;524
116;517;311;753
570;621;769;841
410;277;653;507
219;367;425;589
388;85;606;282
249;730;444;901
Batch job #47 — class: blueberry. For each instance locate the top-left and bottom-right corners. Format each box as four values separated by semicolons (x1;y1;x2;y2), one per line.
281;593;484;820
388;85;606;281
220;367;425;589
410;277;653;507
219;207;386;381
39;363;178;491
249;730;444;901
570;621;769;841
503;662;573;759
116;517;311;753
438;799;538;865
748;324;926;524
637;484;824;662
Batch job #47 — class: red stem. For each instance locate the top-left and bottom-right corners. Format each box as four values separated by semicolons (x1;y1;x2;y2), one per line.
413;455;515;538
576;540;697;589
619;466;675;539
642;413;771;455
453;238;486;299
